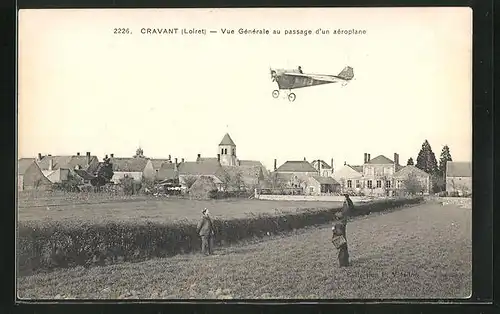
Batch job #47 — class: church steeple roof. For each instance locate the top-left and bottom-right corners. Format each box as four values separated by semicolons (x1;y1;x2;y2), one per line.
219;133;236;146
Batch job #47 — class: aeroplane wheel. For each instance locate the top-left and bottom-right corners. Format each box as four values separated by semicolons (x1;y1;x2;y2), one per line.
272;90;280;98
288;93;296;102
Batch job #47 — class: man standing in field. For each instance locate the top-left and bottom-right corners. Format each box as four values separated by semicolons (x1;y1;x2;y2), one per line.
331;194;354;267
197;208;215;256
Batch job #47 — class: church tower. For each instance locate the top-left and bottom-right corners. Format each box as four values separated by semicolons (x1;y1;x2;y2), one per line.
219;133;237;166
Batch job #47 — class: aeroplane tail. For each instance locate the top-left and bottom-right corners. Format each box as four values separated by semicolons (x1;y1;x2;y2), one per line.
337;66;354;81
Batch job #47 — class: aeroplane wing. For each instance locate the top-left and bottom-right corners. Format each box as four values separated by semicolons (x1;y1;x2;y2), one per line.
282;72;345;83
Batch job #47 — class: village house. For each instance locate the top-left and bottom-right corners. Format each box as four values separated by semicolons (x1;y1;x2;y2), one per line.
156;160;178;183
108;153;155;183
178;157;226;191
18;158;52;191
272;158;320;190
393;165;431;195
446;161;472;196
332;163;364;192
34;152;100;183
310;159;335;177
334;153;431;196
304;175;340;195
361;153;404;196
180;133;269;191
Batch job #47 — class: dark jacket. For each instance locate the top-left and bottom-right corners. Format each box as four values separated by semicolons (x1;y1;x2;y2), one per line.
332;220;346;237
341;198;354;220
197;216;214;236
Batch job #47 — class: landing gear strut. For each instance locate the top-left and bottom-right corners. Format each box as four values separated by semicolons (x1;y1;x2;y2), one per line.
272;89;297;102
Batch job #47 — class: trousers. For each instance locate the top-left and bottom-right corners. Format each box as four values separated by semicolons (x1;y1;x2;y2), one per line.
201;235;213;255
338;243;350;267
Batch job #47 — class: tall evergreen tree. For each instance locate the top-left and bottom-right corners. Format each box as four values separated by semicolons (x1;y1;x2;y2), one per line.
416;140;439;175
438;145;453;178
407;157;414;166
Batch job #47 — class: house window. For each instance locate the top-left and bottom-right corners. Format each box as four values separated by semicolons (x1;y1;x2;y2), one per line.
310;187;314;193
221;149;224;155
367;180;373;189
365;167;374;176
397;180;402;188
376;180;382;188
347;180;352;188
385;180;391;188
356;180;360;188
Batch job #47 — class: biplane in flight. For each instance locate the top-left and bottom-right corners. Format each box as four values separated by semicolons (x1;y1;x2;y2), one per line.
269;65;354;102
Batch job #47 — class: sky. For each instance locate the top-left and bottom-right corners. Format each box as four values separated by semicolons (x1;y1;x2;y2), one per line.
18;8;472;171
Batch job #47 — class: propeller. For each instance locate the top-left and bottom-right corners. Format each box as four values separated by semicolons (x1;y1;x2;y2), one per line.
270;67;277;82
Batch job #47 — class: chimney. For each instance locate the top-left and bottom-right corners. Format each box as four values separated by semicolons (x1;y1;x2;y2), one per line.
274;159;277;171
344;161;347;166
217;154;220;162
86;152;91;165
110;153;114;158
317;160;321;174
331;158;334;169
48;159;53;171
364;153;367;164
175;157;178;164
168;154;171;161
181;158;185;163
394;153;399;165
303;157;306;161
197;153;201;160
37;153;42;161
76;152;80;156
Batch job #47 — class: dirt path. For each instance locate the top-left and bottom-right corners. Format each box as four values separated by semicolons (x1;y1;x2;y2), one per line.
17;202;471;299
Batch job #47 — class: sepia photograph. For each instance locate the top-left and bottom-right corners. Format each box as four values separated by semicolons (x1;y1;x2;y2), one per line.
17;7;472;300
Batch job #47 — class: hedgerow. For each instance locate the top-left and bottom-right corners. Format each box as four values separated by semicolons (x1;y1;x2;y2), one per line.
17;197;423;276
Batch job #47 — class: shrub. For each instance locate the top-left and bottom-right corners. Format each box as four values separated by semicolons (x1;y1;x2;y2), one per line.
17;197;424;275
119;176;142;196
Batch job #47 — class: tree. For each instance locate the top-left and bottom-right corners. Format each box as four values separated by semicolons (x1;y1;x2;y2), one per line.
90;156;114;188
402;172;424;196
416;140;439;176
407;157;414;166
438;145;453;178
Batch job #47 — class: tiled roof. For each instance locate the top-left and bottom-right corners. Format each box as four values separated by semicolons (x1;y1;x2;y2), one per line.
222;165;264;187
219;133;236;146
178;161;224;177
37;155;99;171
197;157;220;164
349;165;364;173
110;157;149;172
310;160;332;170
366;155;394;164
276;161;319;173
446;161;472;177
156;162;178;181
18;158;36;175
239;160;263;167
393;165;430;178
150;159;171;170
312;176;339;185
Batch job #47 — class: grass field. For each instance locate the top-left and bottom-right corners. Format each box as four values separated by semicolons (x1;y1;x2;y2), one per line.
18;196;342;223
17;202;471;299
